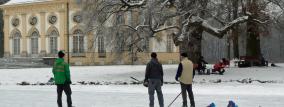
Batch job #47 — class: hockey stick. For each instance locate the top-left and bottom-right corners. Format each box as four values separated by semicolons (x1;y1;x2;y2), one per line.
130;76;141;82
168;92;182;107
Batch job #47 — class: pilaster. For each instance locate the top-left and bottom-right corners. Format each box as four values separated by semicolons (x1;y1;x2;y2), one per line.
59;10;66;51
4;15;10;57
21;13;28;57
40;12;47;56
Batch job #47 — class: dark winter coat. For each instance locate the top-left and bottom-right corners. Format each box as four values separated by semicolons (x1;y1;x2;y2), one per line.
197;58;208;69
145;58;164;81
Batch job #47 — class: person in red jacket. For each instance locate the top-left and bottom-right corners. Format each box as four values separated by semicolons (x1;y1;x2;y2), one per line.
212;60;226;75
222;58;230;67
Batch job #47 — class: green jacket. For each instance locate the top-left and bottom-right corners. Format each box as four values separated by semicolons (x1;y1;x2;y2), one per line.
52;58;71;84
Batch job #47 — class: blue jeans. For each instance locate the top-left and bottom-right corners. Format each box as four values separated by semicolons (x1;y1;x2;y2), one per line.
148;79;164;107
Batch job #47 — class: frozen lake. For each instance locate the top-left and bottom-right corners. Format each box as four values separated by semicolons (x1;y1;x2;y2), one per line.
1;64;284;107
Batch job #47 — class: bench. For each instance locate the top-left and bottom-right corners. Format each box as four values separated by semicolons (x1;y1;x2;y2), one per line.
237;56;268;67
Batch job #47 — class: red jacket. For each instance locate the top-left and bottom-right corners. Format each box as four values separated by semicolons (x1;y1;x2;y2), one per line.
213;62;225;71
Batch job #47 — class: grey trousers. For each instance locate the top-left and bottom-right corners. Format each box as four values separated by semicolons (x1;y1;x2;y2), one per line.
148;79;164;107
180;83;195;107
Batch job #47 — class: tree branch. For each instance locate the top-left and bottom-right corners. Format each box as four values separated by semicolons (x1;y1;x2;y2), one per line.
201;16;249;38
153;26;180;33
252;19;269;24
120;24;150;31
120;0;146;7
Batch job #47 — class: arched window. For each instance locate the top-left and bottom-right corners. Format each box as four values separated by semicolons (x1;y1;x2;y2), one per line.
12;31;21;55
98;36;105;53
167;35;173;52
73;29;84;53
49;30;59;54
31;31;39;54
144;38;149;52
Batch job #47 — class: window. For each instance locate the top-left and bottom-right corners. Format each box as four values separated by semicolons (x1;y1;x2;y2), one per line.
98;36;106;58
13;32;21;55
49;30;58;54
145;38;149;52
116;31;125;52
73;29;84;54
98;36;105;53
167;35;173;52
116;12;125;25
31;31;39;54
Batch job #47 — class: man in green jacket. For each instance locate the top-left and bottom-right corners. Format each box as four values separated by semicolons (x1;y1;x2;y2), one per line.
52;51;73;107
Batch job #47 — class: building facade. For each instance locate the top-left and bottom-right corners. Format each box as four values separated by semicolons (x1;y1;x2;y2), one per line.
0;0;180;65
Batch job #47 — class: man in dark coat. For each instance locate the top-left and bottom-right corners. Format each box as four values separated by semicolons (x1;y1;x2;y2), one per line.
144;52;164;107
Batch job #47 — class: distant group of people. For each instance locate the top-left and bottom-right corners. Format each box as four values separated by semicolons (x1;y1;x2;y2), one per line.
196;56;229;75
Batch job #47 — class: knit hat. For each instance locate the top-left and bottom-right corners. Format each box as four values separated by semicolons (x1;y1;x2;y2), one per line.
58;50;65;58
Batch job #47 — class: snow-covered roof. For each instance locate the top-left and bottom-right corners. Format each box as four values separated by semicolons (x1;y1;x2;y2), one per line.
2;0;53;6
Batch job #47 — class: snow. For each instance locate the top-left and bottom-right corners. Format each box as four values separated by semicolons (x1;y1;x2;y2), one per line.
120;0;146;7
202;20;220;34
3;0;52;6
201;16;249;38
1;64;284;107
266;2;283;16
220;16;249;31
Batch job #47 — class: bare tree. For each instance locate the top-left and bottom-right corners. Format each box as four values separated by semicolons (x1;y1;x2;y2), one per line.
0;0;9;57
80;0;283;63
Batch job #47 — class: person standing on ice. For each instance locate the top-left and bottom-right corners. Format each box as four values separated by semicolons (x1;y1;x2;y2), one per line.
52;51;73;107
144;52;164;107
175;53;195;107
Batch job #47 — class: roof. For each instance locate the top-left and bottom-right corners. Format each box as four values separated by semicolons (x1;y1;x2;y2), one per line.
2;0;53;6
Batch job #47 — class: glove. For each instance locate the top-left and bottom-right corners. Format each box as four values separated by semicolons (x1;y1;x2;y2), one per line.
143;79;148;87
175;77;179;82
65;80;72;84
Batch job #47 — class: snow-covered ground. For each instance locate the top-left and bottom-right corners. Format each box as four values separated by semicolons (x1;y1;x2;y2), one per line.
0;64;284;107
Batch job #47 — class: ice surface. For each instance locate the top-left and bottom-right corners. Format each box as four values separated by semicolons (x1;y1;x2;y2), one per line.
1;64;284;107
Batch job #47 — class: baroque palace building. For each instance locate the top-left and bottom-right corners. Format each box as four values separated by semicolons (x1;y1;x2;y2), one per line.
0;0;180;65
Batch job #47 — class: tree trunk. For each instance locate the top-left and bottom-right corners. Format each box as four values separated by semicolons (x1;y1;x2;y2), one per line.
180;28;202;63
232;27;239;58
246;22;261;57
232;0;240;58
246;0;261;57
0;9;3;58
183;0;207;63
227;38;231;59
